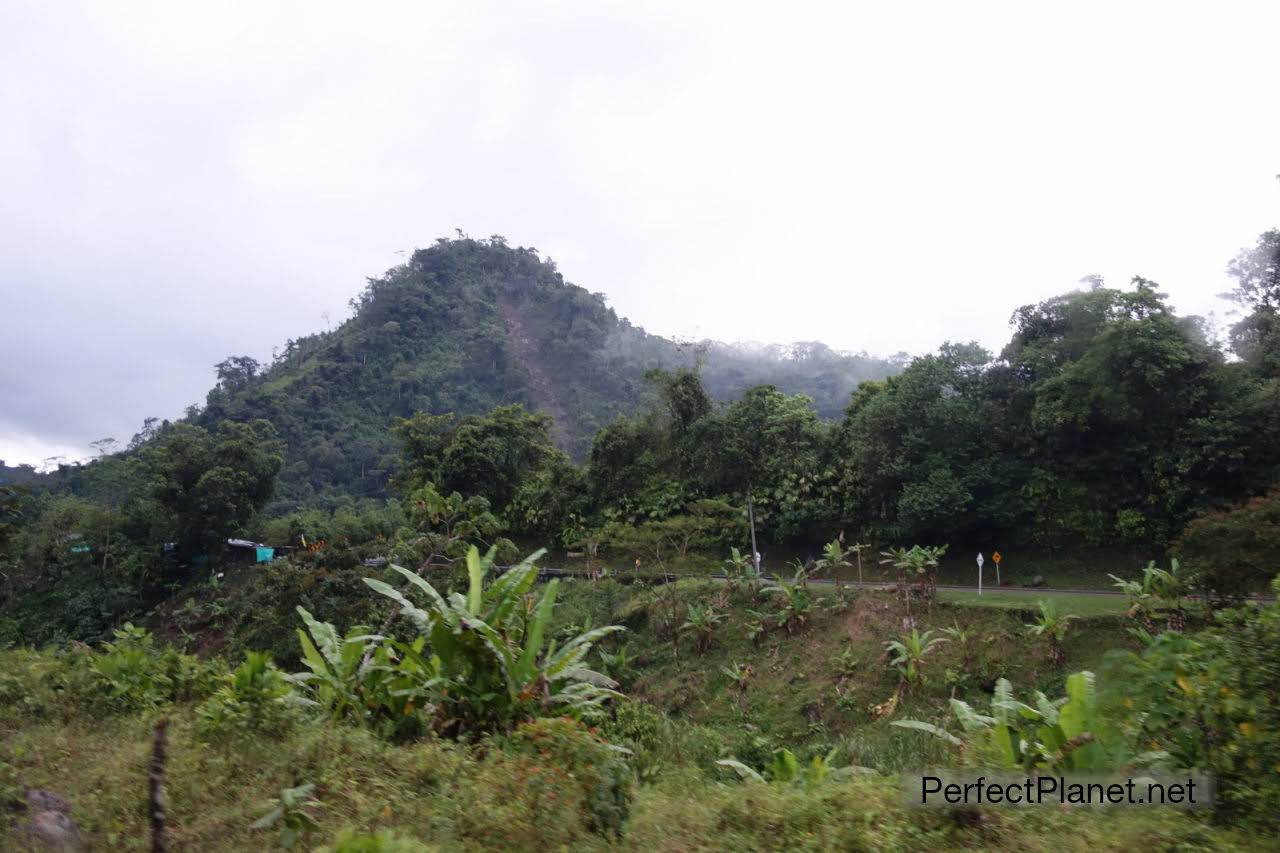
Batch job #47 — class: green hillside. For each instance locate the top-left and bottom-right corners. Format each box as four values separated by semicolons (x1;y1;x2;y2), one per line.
193;237;898;510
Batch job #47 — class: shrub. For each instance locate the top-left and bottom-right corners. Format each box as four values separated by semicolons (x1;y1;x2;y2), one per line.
363;546;623;736
1173;489;1280;603
250;782;322;849
1104;587;1280;828
503;717;633;839
459;718;634;845
223;557;384;662
197;651;303;739
88;623;219;712
893;671;1137;773
602;699;668;782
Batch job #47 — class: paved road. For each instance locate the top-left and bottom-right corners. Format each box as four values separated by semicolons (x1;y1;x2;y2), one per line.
534;565;1275;603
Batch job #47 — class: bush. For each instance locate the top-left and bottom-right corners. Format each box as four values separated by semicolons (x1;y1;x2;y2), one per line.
87;623;220;712
1173;489;1280;602
361;547;623;737
287;608;435;740
601;699;669;783
1104;588;1280;828
499;717;634;840
197;651;303;740
223;558;384;662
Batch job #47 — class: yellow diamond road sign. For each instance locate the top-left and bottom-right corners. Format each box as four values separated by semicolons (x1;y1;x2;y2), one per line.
992;551;1002;564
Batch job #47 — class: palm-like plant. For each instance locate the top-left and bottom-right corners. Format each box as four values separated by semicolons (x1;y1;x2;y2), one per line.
717;748;861;789
833;647;860;691
764;573;813;634
720;662;753;690
596;642;634;685
289;607;385;723
816;539;852;593
884;628;948;692
744;608;770;644
893;671;1143;773
1110;559;1191;632
1025;600;1078;666
289;608;435;737
879;544;947;607
362;545;623;736
680;603;723;653
941;623;977;673
1109;572;1156;628
724;546;755;590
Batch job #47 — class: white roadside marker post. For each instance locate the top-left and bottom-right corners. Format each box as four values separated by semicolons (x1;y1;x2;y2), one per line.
976;552;985;596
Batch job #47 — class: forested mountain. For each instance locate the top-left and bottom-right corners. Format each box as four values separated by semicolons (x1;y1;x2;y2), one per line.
0;462;40;486
192;236;900;509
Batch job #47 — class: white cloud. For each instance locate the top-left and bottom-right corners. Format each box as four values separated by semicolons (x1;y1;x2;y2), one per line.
1;0;1276;463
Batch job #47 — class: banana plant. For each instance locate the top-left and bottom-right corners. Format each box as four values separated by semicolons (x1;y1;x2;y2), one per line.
288;607;384;723
363;545;624;735
1109;571;1156;627
744;608;770;644
723;546;753;589
1025;600;1078;666
1109;559;1191;632
720;661;753;689
680;603;723;653
288;607;439;738
892;671;1154;773
717;748;864;789
884;628;947;691
596;642;634;685
816;539;852;592
879;544;947;606
941;623;977;673
764;567;813;634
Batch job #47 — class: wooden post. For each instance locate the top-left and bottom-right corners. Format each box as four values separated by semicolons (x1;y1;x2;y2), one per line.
150;717;169;853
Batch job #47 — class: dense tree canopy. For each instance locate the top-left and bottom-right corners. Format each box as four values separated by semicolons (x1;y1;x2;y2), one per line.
390;404;564;514
145;420;285;560
1225;229;1280;375
6;226;1280;644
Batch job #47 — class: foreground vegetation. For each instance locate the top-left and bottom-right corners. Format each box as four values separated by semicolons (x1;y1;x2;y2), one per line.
2;549;1276;849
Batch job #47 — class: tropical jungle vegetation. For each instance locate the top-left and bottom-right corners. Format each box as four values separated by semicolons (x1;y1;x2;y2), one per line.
2;226;1279;849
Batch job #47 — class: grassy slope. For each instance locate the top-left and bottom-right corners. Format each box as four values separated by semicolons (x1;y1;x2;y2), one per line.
554;580;1136;760
2;710;1251;852
0;578;1252;851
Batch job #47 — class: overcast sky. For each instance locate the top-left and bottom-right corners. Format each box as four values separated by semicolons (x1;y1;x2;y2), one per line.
2;1;1278;467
